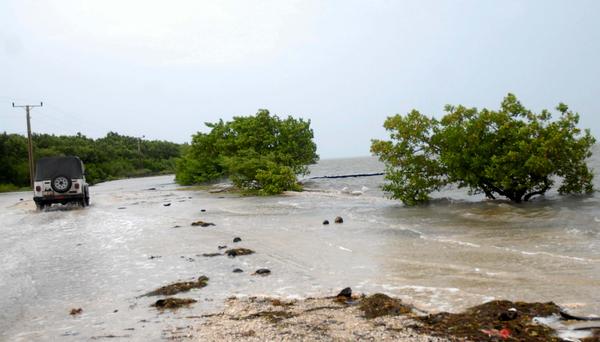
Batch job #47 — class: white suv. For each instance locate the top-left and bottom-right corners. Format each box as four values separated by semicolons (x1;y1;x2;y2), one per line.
33;156;90;210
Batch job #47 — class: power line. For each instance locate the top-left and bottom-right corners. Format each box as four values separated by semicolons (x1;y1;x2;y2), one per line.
12;101;43;188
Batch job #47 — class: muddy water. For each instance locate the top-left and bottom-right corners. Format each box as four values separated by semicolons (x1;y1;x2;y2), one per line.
1;149;599;340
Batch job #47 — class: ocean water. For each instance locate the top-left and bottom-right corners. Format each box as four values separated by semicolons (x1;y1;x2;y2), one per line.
297;145;600;315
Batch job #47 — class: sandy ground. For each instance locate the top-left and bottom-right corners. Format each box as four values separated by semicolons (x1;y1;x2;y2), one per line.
171;296;449;342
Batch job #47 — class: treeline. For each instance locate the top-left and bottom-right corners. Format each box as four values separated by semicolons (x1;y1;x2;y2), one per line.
1;132;181;190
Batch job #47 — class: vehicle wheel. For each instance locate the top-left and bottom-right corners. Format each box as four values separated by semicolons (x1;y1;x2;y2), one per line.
36;203;45;211
51;175;71;193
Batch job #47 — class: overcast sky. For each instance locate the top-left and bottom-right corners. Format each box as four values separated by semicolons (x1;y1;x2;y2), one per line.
1;0;599;158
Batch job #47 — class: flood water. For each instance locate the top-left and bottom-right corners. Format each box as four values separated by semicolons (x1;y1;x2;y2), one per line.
0;145;599;340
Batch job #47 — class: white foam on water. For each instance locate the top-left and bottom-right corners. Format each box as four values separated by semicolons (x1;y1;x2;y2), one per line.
493;246;597;263
386;223;424;237
381;284;460;293
533;316;595;341
277;201;301;208
338;246;352;252
426;237;481;248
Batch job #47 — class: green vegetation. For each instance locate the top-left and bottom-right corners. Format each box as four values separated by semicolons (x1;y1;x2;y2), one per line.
371;94;596;205
0;131;181;191
176;109;318;195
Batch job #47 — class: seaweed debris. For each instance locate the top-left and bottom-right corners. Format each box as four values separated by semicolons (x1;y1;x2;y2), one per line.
143;276;209;297
359;293;412;319
226;248;255;257
415;300;563;341
69;308;83;316
270;299;294;307
238;310;296;323
191;221;215;227
152;298;197;310
201;253;222;257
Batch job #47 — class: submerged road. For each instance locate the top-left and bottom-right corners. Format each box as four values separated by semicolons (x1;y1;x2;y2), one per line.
0;176;241;341
0;175;391;341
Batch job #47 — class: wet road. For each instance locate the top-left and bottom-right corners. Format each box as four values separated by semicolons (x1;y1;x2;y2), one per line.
0;175;400;341
0;176;248;341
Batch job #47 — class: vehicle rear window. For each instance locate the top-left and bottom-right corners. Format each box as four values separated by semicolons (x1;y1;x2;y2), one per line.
35;157;84;181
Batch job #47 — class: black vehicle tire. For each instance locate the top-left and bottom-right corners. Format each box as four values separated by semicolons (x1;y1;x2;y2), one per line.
83;186;90;207
36;203;45;211
51;175;71;193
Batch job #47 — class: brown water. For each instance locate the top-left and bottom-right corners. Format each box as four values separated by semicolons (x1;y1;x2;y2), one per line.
0;147;599;340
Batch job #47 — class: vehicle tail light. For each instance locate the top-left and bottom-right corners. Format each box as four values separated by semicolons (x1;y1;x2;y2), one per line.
74;183;80;189
35;186;41;192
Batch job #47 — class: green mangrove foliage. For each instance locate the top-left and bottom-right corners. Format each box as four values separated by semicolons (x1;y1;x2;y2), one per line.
175;109;318;195
371;94;596;205
0;131;181;190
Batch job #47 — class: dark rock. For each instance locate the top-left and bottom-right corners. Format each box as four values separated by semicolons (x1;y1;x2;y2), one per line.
118;207;126;210
191;220;215;227
498;308;518;321
337;287;352;298
233;237;242;243
253;268;271;276
70;308;83;315
218;245;227;250
148;255;161;259
233;268;244;273
143;276;209;296
172;225;182;228
323;220;330;225
202;253;221;257
163;203;171;206
152;298;197;310
19;198;23;201
201;209;206;212
147;187;156;190
226;248;255;257
334;216;343;224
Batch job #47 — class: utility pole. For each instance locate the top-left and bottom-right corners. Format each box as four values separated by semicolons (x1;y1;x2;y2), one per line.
138;135;145;170
12;102;43;188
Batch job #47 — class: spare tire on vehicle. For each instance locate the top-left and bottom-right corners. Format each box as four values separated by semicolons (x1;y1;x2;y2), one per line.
51;175;71;193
